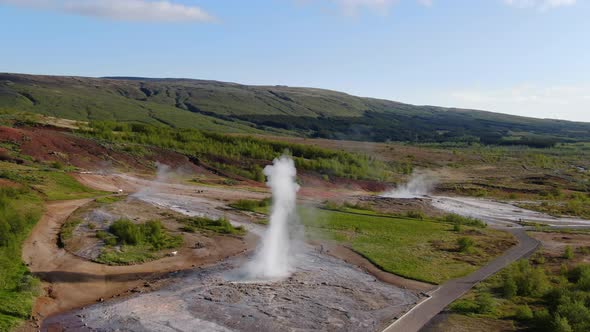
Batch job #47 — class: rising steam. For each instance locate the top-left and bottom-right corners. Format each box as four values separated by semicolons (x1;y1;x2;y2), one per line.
132;162;171;199
246;156;300;279
382;171;437;198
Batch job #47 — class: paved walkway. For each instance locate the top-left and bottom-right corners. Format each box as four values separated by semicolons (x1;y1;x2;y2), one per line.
383;228;539;332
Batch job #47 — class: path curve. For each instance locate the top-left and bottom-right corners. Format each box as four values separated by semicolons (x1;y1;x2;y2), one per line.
22;198;252;324
382;193;590;332
383;229;539;331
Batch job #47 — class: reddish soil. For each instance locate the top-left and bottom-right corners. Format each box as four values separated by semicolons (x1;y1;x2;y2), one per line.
0;126;213;175
0;178;21;188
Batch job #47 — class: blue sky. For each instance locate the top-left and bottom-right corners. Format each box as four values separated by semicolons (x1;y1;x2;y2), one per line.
1;0;589;122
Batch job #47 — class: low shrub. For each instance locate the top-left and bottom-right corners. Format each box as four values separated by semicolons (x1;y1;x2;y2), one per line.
458;237;475;253
443;214;487;228
107;219;182;250
405;210;426;220
181;216;245;235
564;246;574;260
515;305;533;321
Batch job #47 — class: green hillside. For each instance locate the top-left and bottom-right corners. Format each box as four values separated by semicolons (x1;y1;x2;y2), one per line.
1;73;589;146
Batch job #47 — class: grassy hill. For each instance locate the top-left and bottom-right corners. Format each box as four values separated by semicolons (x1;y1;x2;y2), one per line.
1;73;589;146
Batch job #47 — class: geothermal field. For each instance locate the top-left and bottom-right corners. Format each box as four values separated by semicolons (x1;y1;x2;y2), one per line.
2;108;590;332
31;156;589;332
42;157;421;331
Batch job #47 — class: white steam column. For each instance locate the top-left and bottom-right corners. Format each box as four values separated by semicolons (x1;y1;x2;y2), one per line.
248;156;300;279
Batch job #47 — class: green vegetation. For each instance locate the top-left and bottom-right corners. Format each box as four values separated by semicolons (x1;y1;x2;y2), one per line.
458;237;475;253
449;253;590;332
229;199;270;213
0;152;104;329
2;73;590;145
95;219;182;265
81;121;389;181
443;213;487;228
0;163;104;201
179;216;245;236
0;187;42;331
322;201;430;220
109;219;181;249
564;246;575;259
301;208;514;284
58;219;82;247
519;193;590;220
95;195;126;204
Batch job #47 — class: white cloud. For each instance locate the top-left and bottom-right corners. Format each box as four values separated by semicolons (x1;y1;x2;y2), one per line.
446;84;590;122
503;0;576;11
0;0;215;23
297;0;431;15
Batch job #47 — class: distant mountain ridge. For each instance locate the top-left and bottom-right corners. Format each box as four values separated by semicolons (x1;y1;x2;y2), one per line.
1;72;589;146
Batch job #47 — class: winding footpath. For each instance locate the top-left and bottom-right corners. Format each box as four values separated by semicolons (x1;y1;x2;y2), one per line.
383;227;539;332
382;194;590;332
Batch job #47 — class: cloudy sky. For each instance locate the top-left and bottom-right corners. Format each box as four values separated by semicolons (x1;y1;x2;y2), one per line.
0;0;588;122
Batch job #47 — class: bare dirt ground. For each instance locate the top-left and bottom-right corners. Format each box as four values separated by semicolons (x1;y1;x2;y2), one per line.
21;199;252;329
528;231;590;257
422;313;515;332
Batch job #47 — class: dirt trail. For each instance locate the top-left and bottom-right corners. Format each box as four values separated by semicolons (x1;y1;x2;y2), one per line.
22;199;251;327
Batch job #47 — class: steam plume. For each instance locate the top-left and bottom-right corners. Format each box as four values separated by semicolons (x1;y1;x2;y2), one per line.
382;171;437;198
246;156;300;279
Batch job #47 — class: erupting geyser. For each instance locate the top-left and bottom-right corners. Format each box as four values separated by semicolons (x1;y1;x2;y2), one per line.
247;155;300;279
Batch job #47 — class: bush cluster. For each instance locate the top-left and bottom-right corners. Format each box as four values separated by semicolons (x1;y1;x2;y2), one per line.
180;216;245;235
82;121;389;182
107;219;182;250
442;213;487;228
229;199;270;212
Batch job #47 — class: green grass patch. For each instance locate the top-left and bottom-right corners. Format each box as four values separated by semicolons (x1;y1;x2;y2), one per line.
229;198;270;212
301;208;510;284
94;219;182;265
95;195;126;204
32;171;104;201
179;216;245;236
95;245;157;265
0;163;105;201
0;188;43;331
